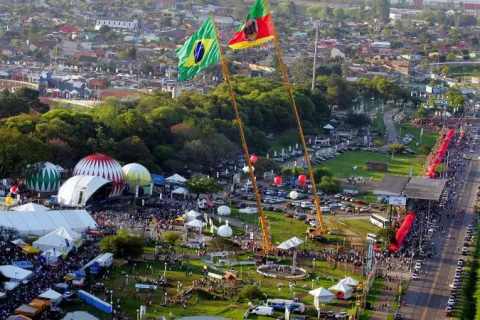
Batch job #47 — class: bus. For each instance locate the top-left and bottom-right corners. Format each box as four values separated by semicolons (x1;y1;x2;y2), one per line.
370;214;390;228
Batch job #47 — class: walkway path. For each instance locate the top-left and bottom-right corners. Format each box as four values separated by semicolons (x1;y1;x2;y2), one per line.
381;109;398;150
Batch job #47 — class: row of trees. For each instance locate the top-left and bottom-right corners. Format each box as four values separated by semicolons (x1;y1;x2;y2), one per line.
0;77;332;178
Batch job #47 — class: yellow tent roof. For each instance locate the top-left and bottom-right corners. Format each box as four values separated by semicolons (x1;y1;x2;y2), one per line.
175;217;185;221
22;246;39;254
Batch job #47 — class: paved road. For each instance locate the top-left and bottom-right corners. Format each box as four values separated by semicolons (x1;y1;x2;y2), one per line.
382;109;397;150
399;149;478;319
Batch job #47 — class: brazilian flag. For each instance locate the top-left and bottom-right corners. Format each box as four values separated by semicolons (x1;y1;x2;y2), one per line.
175;16;221;82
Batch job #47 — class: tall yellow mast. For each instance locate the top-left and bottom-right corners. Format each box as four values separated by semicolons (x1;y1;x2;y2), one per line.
211;13;272;250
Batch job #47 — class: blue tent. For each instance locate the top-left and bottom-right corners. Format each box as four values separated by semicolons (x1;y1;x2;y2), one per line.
12;261;33;269
75;270;86;277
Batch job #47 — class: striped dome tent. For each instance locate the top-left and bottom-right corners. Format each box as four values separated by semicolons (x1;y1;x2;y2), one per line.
73;153;125;197
26;162;61;192
122;163;152;193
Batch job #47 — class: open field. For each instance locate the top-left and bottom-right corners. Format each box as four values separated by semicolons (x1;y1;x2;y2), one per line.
93;251;364;320
395;124;438;152
319;151;424;181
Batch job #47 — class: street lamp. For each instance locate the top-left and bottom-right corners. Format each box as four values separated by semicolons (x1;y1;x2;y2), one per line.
311;279;314;289
136;309;140;320
110;290;113;305
312;258;316;270
164;262;167;278
165;292;168;305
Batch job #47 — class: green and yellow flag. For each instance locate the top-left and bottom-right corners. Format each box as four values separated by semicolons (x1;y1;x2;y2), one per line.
175;16;220;82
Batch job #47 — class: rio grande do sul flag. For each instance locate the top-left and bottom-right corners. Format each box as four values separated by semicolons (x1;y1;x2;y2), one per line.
228;0;274;50
175;15;220;82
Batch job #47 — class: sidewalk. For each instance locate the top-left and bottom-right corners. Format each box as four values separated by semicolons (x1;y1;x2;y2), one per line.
370;277;401;320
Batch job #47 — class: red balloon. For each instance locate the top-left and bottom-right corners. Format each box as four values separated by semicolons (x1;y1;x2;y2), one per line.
10;186;18;194
250;155;258;164
274;176;283;185
298;174;307;183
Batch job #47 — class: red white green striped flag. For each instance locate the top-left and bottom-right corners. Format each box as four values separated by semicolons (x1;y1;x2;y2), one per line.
228;0;274;50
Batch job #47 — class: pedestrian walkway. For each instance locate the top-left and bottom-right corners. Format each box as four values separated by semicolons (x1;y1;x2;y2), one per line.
370;278;401;320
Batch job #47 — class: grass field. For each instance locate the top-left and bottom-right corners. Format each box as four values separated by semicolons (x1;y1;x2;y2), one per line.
95;250;364;320
395;124;438;152
360;277;385;320
338;218;381;239
318;151;424;181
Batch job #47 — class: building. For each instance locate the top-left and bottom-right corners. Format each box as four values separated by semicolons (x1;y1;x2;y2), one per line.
198;15;233;28
95;19;139;31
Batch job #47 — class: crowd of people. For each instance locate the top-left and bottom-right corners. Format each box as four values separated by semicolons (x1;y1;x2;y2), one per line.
0;240;99;320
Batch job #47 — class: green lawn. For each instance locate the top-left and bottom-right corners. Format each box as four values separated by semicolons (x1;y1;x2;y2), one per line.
267;128;301;155
319;151;423;181
97;252;364;320
338;218;380;239
360;277;385;319
395;124;438;152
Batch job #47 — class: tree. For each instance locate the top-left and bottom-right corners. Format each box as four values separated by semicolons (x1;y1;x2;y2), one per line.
99;25;111;33
389;143;406;154
418;145;431;155
446;53;456;62
239;285;264;301
333;7;345;20
163;231;182;246
376;226;396;244
185;176;223;198
441;66;451;76
344;112;371;128
0;128;53;178
292;55;313;84
317;176;341;194
99;229;143;259
281;166;304;179
11;39;21;47
254;157;279;177
312;167;333;182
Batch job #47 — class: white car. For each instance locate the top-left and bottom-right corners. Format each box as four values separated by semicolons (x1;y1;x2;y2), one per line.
458;260;464;266
411;273;418;280
447;298;455;306
335;312;349;319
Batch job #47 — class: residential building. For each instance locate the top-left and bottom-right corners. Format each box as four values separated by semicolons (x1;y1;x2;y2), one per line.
95;18;139;31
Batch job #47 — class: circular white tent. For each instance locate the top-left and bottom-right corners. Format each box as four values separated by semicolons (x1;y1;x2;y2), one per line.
217;205;231;216
218;222;232;238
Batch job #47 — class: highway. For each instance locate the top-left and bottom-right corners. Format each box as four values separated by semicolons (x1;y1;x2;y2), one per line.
400;147;479;320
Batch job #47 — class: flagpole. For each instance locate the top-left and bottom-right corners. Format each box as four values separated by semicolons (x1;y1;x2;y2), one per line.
210;13;272;252
264;0;326;233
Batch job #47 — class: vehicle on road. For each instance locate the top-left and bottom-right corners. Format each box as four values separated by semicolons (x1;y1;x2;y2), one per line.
370;213;390;228
411;273;418;280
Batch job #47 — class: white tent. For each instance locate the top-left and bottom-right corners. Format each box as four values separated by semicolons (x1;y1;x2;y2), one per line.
62;311;98;320
277;236;305;250
166;174;187;184
12;203;49;212
4;281;19;291
239;207;257;214
0;265;33;282
309;287;335;303
185;219;204;229
323;124;334;130
340;276;359;287
41;248;63;264
57;175;110;207
11;239;26;246
39;288;63;305
171;187;189;196
0;210;97;236
217;205;231;216
52;227;80;241
328;282;352;299
33;233;72;253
